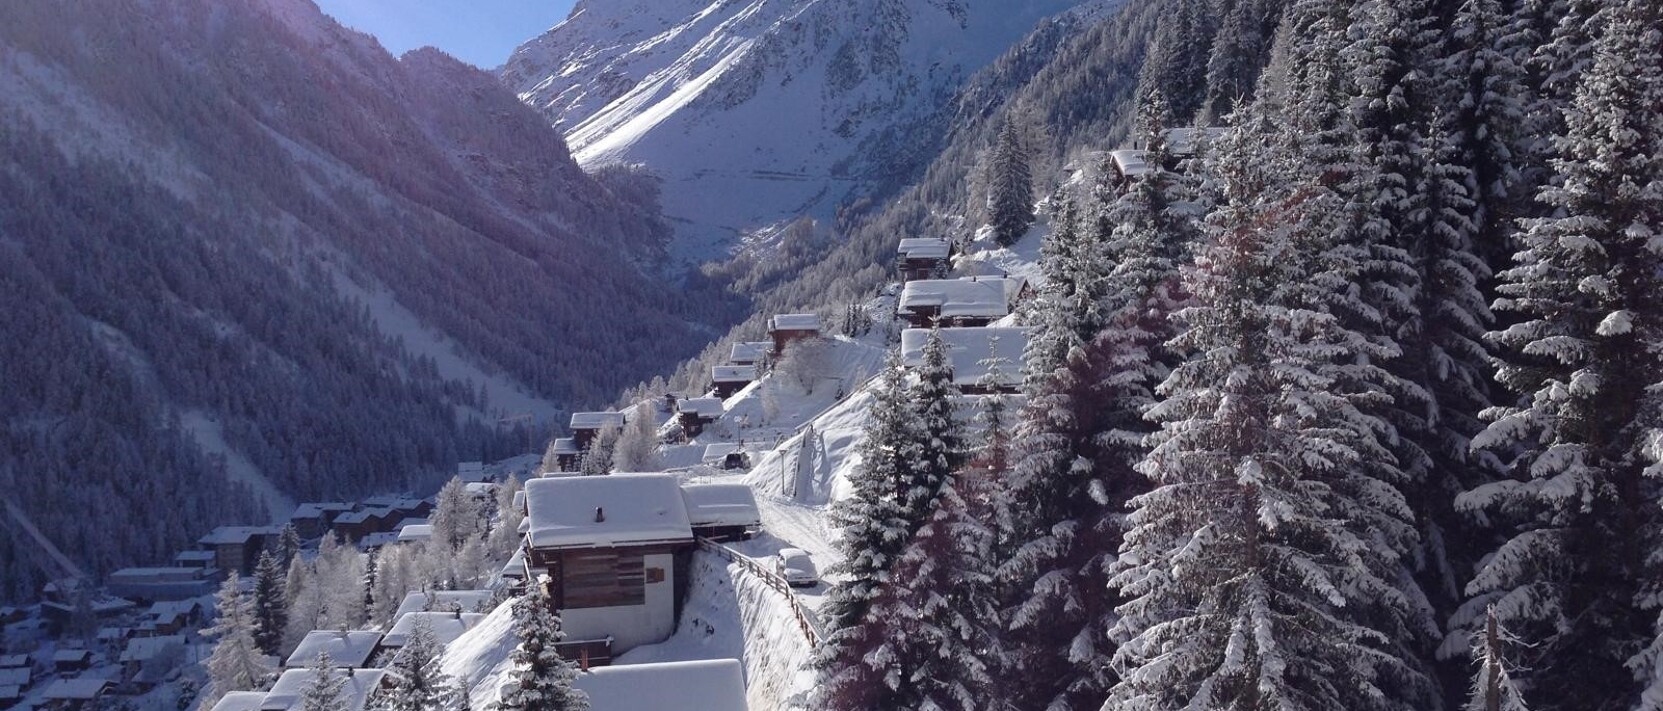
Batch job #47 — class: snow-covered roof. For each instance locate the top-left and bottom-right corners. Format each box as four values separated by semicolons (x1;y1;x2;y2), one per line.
396;525;433;544
174;550;217;563
262;668;387;711
680;484;761;528
898;277;1026;319
524;474;695;550
677;397;725;418
570;412;626;430
768;313;821;332
382;612;487;648
0;668;28;686
211;691;268;711
900;327;1030;387
465;482;496;497
0;655;27;668
897;237;952;260
291;502;354;519
0;686;19;702
712;365;758;383
52;649;91;662
285;630;383;669
147;599;202;617
358;532;400;549
197;526;279;545
120;635;186;663
392;590;496;620
1110;149;1154;177
729;341;770;364
551;437;580;455
701;443;744;464
572;659;747;711
41;678;109;700
1163;126;1228;156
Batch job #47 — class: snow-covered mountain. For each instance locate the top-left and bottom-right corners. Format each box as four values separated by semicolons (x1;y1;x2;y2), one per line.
502;0;1091;264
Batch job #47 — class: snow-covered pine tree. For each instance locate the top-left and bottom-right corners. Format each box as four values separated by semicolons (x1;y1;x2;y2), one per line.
1437;0;1530;266
810;353;925;710
862;462;1001;711
300;653;347;711
1136;0;1214;123
316;534;367;630
497;583;588;711
202;574;274;710
377;617;458;711
986;117;1035;247
1200;0;1283;124
252;549;288;657
1109;97;1428;711
909;329;964;518
994;174;1128;710
275;524;302;567
489;475;526;564
284;553;323;652
1467;607;1529;711
1461;1;1663;708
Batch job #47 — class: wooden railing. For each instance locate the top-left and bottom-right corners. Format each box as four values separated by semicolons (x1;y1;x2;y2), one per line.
696;537;822;646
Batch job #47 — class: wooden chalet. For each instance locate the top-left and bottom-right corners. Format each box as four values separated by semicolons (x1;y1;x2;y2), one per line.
675;397;724;437
728;341;771;367
766;313;822;356
896;237;954;282
897;276;1030;328
196;526;280;576
899;327;1031;394
569;412;626;451
549;437;581;472
679;484;760;542
288;502;355;540
711;365;757;399
523;475;697;663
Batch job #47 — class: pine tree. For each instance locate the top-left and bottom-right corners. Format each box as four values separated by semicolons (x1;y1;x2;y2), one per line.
861;464;1001;711
611;402;661;472
1438;0;1531;265
1137;0;1214;123
300;653;347;711
578;425;617;477
275;524;302;565
496;583;588;711
202;574;274;710
433;477;484;552
909;329;964;516
810;354;922;709
378;617;458;711
986;117;1035;247
252;549;288;657
1462;2;1663;708
1109;101;1428;711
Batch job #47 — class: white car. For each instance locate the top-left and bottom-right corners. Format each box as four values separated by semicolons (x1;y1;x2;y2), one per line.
775;548;819;587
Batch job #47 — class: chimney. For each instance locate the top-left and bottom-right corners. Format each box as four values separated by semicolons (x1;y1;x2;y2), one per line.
594;507;605;523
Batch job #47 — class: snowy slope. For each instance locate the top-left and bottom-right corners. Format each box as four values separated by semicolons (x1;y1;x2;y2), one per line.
502;0;1090;264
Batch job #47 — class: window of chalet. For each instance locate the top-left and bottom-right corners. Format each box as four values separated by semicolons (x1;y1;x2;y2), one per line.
561;552;646;608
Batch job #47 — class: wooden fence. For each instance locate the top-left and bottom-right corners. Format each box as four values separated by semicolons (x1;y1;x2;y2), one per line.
696;537;822;646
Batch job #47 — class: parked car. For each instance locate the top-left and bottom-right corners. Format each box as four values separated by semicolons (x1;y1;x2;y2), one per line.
774;548;818;587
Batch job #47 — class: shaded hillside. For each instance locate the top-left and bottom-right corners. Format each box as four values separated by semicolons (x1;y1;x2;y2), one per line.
0;0;724;601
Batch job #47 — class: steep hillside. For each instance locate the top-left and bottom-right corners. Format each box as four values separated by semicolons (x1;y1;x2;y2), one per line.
0;0;717;600
502;0;1097;264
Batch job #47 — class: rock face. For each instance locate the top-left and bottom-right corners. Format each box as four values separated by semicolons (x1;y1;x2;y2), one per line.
503;0;1087;263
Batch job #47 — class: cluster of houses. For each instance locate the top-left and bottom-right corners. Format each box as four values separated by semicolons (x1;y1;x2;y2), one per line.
889;236;1035;395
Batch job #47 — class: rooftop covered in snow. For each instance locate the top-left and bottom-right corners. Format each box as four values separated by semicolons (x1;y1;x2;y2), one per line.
392;590;495;620
262;668;387;711
524;474;695;550
900;327;1030;388
210;691;268;711
898;277;1027;319
680;483;762;528
572;659;747;711
712;365;758;383
676;397;725;418
396;524;433;544
897;237;952;260
569;412;626;431
382;611;487;649
550;437;580;455
197;526;280;545
41;678;109;700
285;630;383;669
729;341;771;364
768;313;821;332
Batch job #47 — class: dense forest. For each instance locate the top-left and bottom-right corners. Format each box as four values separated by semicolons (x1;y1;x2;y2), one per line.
798;0;1663;708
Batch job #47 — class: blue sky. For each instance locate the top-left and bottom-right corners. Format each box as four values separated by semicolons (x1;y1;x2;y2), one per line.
313;0;578;69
